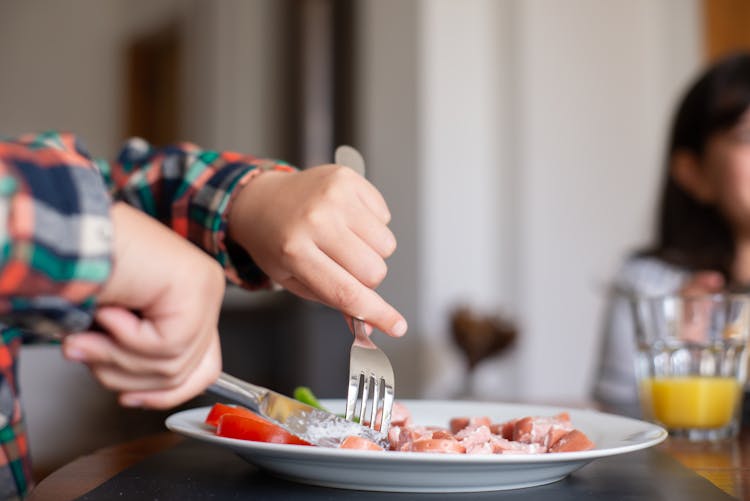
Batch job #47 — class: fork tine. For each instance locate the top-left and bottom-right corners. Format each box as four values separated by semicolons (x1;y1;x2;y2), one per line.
345;372;360;421
380;383;394;433
358;373;371;424
369;376;381;429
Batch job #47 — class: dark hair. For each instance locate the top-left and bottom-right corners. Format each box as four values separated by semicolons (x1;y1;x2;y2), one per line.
645;52;750;280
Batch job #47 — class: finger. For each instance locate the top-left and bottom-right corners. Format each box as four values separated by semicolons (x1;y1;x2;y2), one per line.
62;331;113;363
343;314;374;336
64;332;179;376
120;336;223;409
317;223;389;289
88;365;190;393
64;319;215;382
682;271;725;295
92;307;169;356
345;205;397;259
693;271;725;291
278;277;321;302
283;281;385;338
88;325;217;394
355;179;391;224
95;306;210;359
290;246;407;337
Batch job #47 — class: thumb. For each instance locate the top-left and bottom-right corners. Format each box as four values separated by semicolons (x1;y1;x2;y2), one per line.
94;306;163;356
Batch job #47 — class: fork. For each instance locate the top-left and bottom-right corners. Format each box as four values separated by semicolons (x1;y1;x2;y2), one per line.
345;318;395;433
334;145;396;435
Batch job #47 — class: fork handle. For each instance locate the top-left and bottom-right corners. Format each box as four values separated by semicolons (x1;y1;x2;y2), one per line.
207;372;265;412
352;317;377;349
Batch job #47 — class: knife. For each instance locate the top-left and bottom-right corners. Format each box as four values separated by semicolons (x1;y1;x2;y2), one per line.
207;372;388;448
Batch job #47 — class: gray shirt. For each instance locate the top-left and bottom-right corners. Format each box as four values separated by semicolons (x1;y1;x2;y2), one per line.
593;256;689;413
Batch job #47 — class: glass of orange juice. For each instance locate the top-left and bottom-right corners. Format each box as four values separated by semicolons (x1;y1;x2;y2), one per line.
631;292;750;441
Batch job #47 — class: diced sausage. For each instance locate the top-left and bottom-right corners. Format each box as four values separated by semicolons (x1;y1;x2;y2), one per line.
431;430;456;440
490;436;545;454
514;415;573;449
449;417;470;434
391;425;446;451
410;438;466;454
491;419;517;439
339;435;385;451
548;430;594;453
450;416;492;434
375;401;413;429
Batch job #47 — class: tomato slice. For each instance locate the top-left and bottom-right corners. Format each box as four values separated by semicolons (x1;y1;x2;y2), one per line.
204;403;258;427
216;413;311;446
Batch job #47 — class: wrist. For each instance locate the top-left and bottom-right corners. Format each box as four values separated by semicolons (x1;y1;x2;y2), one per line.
227;170;288;249
97;202;130;305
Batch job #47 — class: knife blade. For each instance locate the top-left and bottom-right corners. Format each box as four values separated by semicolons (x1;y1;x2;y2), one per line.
208;372;388;448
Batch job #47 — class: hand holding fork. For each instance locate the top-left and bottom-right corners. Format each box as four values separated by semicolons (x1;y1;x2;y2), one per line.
335;146;396;435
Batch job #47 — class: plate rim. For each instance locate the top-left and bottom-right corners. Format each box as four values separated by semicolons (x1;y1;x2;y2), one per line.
165;399;667;464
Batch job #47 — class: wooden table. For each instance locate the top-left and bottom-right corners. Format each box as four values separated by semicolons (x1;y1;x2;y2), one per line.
27;433;183;501
27;430;750;500
658;431;750;499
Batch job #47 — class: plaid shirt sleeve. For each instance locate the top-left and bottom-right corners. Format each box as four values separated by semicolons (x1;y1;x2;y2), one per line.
0;131;114;498
0;132;113;337
97;138;295;288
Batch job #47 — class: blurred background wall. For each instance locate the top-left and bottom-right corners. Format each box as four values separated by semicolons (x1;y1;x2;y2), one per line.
0;0;748;479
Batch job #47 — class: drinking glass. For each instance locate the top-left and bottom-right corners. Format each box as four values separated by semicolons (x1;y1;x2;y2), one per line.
630;292;750;441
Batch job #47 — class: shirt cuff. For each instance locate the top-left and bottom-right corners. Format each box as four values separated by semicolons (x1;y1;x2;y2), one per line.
190;160;293;289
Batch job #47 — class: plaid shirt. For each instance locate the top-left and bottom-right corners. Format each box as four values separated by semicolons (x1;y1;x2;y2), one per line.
0;131;293;498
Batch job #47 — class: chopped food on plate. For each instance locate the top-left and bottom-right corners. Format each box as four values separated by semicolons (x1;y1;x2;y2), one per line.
204;399;594;454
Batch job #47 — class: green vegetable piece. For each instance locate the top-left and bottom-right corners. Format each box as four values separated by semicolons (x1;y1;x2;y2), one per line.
293;386;325;410
293;386;359;421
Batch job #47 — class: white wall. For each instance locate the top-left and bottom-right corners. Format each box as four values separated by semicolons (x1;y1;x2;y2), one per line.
181;0;288;158
418;0;516;398
0;1;122;153
357;0;702;402
355;0;423;396
514;0;701;400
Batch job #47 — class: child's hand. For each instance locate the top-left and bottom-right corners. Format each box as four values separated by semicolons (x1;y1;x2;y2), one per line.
62;203;224;409
676;271;725;343
229;165;407;337
680;270;725;296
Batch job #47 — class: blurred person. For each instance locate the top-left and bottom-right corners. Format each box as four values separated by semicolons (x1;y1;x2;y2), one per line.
0;132;404;498
593;52;750;414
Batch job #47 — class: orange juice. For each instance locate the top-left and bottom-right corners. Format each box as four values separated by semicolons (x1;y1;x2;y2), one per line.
640;377;740;429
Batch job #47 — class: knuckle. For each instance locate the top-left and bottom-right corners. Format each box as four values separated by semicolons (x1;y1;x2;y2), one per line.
201;261;226;296
157;358;185;379
364;262;387;289
383;236;397;257
321;168;351;196
279;236;304;262
327;163;350;179
94;371;120;392
158;339;185;358
165;370;190;389
332;281;361;311
302;206;327;228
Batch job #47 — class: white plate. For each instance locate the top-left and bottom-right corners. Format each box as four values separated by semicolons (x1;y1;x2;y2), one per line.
165;399;667;493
